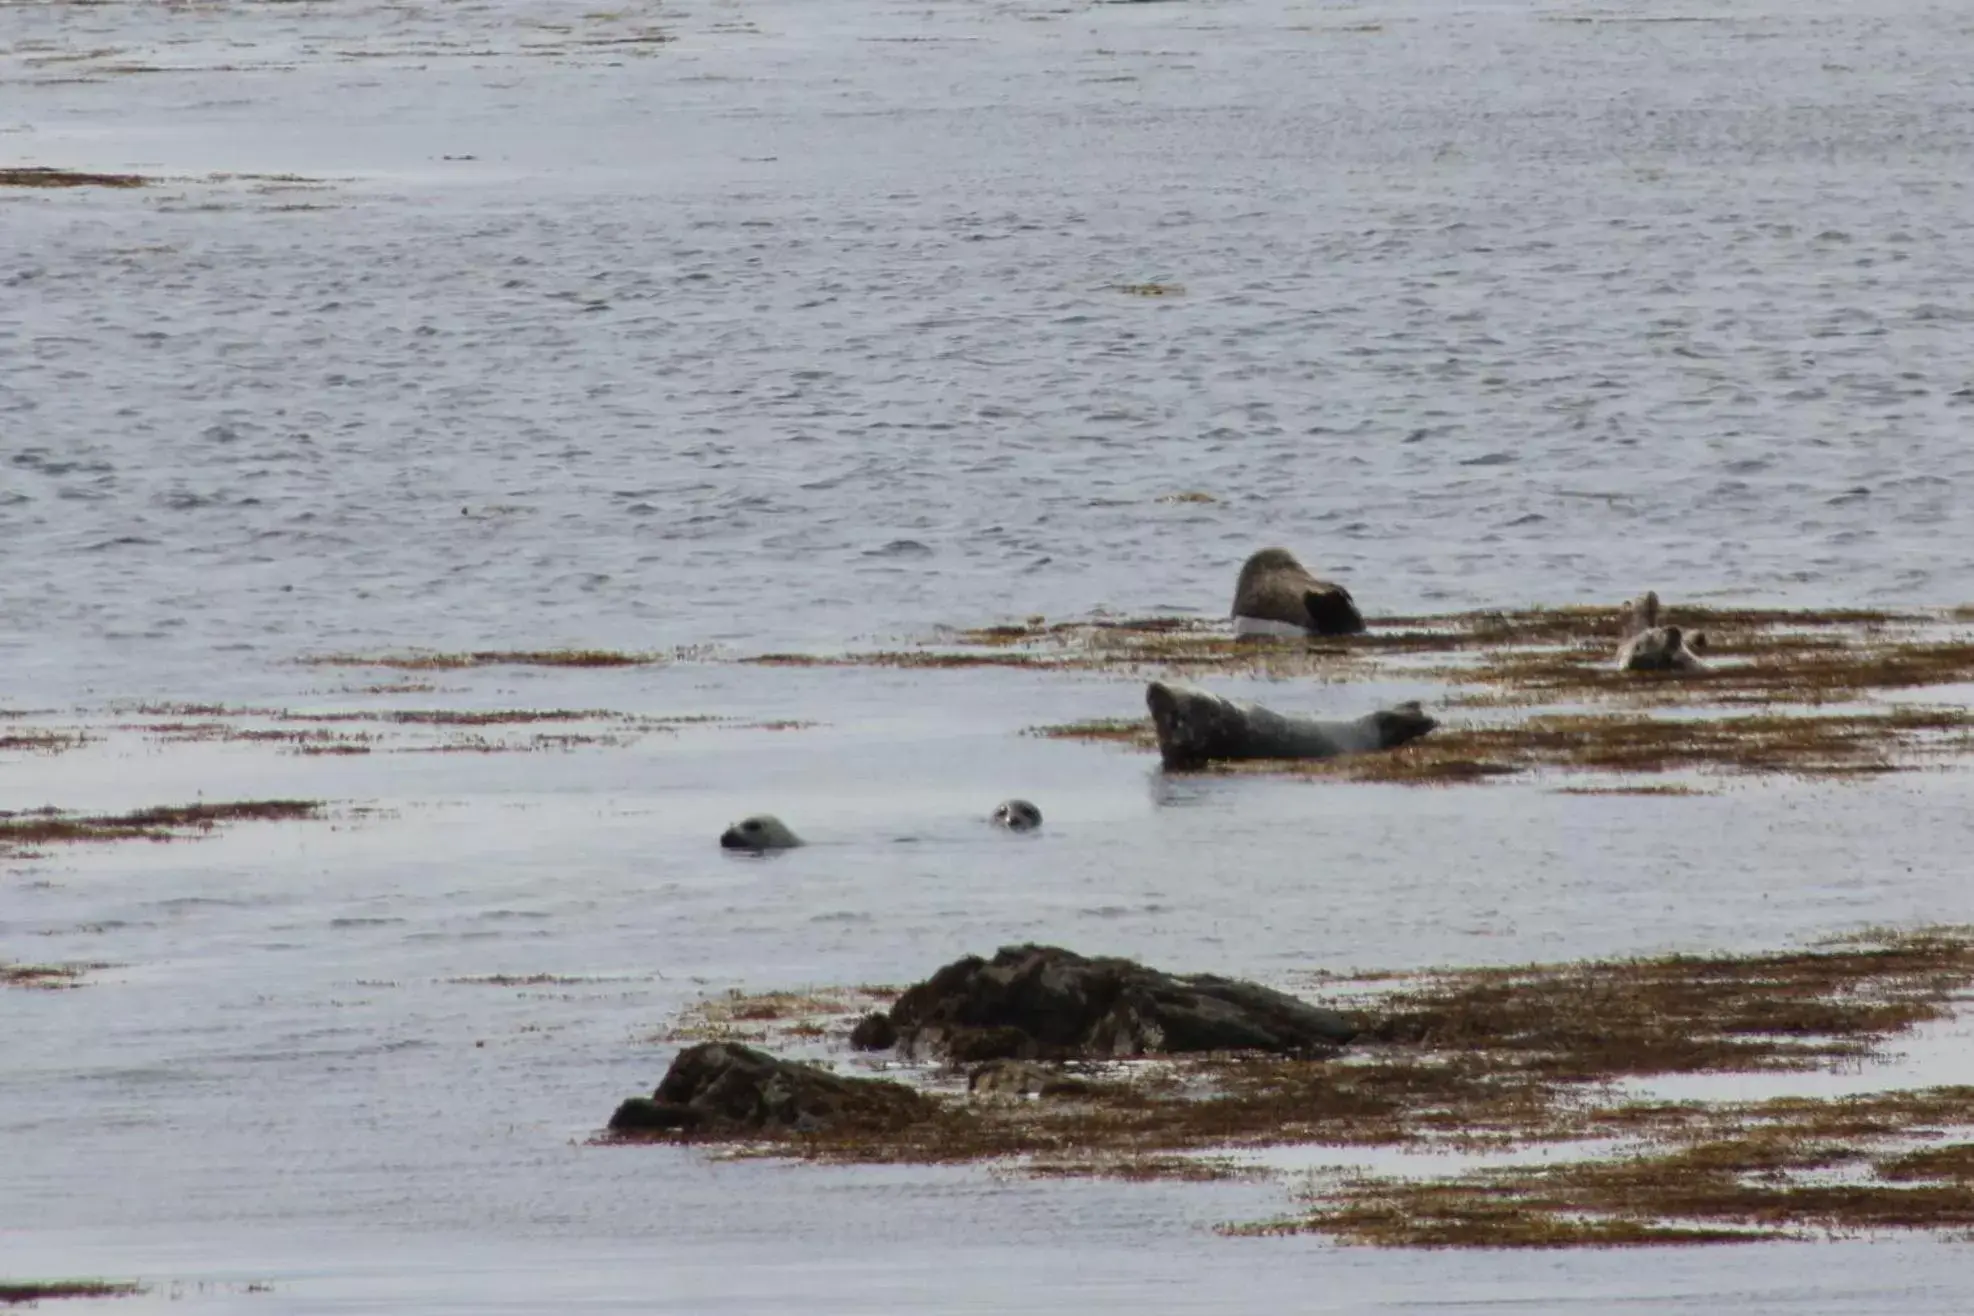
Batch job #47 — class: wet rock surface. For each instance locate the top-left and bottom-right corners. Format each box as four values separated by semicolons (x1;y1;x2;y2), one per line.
880;944;1358;1061
608;1041;932;1137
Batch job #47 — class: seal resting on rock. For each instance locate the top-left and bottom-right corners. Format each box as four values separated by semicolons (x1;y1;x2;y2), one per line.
1615;591;1710;673
1231;547;1365;637
719;814;804;852
990;799;1042;831
1146;680;1436;770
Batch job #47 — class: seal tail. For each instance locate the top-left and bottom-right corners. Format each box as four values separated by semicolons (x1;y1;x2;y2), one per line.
1303;587;1365;636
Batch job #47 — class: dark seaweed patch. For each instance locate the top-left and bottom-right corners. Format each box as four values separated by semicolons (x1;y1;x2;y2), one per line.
0;167;148;189
0;800;322;855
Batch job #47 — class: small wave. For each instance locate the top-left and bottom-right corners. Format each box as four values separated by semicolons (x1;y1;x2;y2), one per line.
157;491;222;511
865;539;933;558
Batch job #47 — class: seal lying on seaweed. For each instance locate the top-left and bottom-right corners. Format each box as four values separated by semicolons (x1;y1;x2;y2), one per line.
1615;591;1710;673
1230;547;1365;637
1146;681;1436;770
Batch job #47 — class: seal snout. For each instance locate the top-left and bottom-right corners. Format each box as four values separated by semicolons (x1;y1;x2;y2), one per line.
1147;680;1238;769
1376;700;1438;749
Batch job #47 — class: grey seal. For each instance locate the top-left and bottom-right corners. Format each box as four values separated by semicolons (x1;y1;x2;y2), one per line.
991;799;1042;831
1231;547;1365;637
719;814;805;852
1615;591;1709;673
1146;680;1436;770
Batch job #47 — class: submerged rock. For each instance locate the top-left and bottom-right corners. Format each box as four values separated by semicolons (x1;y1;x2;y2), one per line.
608;1041;932;1137
876;944;1357;1062
967;1058;1095;1099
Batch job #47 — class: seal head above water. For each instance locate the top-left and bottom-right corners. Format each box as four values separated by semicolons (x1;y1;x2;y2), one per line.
991;799;1042;831
1231;547;1365;637
720;814;805;852
1615;591;1710;673
1146;680;1435;770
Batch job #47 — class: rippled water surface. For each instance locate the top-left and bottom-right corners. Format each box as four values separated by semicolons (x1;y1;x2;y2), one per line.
7;0;1974;1309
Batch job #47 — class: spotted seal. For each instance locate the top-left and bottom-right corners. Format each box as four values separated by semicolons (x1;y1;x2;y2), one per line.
1615;591;1709;673
719;814;805;852
1146;680;1436;769
1231;547;1365;637
990;799;1042;831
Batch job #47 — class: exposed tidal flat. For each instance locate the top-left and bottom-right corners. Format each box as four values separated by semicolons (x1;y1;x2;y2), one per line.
8;0;1974;1309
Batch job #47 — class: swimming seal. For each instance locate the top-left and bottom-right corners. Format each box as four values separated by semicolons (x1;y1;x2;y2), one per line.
1146;681;1436;770
991;799;1042;831
1231;547;1365;637
1615;591;1709;673
719;814;805;852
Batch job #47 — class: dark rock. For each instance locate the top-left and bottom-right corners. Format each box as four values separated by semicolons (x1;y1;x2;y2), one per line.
608;1041;931;1138
607;1096;706;1133
885;944;1357;1063
849;1011;898;1052
945;1025;1033;1064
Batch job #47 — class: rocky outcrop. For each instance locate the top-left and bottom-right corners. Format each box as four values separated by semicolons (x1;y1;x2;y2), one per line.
608;1041;932;1137
871;944;1357;1063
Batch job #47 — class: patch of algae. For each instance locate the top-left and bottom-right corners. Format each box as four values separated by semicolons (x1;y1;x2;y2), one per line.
0;1279;144;1303
0;800;323;857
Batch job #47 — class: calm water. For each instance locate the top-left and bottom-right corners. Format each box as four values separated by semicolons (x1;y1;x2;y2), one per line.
6;0;1974;1309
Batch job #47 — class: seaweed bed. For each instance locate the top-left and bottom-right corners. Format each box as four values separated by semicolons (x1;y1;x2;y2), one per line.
0;1279;142;1303
747;605;1940;683
0;800;322;857
658;985;904;1046
0;166;148;189
1;962;97;990
302;648;667;670
4;707;814;759
0;730;90;755
608;928;1974;1248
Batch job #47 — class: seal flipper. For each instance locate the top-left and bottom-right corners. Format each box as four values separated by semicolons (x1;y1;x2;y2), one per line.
1302;586;1366;636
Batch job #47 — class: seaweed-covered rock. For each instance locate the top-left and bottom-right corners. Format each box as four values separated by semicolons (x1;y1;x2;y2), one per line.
882;944;1356;1062
607;1041;931;1137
